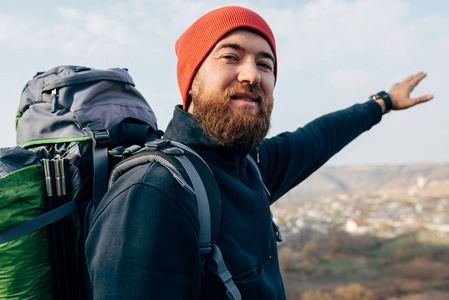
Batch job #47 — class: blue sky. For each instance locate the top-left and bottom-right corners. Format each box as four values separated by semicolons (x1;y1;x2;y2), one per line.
1;0;448;166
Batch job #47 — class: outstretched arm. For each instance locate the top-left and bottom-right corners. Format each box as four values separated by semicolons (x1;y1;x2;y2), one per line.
374;72;434;113
260;72;433;202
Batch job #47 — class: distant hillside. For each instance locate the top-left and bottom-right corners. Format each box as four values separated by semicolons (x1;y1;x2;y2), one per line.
281;162;449;201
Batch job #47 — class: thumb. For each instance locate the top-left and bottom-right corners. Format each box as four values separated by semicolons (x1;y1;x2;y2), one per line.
411;94;434;106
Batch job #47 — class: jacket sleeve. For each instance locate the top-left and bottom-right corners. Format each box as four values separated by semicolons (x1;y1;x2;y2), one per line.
85;163;202;299
258;101;383;203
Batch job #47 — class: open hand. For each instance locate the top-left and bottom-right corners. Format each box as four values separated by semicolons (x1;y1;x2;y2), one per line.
388;72;433;111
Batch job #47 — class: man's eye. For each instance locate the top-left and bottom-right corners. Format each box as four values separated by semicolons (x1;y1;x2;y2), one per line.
223;55;238;61
258;62;273;71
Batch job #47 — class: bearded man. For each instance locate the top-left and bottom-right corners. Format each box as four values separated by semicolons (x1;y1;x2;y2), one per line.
85;6;433;300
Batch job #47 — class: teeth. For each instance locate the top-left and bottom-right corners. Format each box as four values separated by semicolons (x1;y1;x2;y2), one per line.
232;96;255;102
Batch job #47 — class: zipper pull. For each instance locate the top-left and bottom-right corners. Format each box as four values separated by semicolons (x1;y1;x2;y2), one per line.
51;89;58;113
273;222;283;242
256;147;260;163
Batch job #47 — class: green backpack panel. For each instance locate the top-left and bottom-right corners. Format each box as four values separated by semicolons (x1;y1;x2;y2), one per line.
0;151;51;299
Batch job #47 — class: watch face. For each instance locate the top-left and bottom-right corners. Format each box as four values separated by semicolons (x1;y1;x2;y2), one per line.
369;94;381;101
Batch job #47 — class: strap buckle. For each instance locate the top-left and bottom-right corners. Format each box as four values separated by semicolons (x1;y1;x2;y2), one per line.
144;139;170;150
87;121;110;147
200;244;213;258
90;128;110;147
108;145;142;158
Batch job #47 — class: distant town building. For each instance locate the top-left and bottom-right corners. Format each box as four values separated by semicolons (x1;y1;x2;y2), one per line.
345;219;368;233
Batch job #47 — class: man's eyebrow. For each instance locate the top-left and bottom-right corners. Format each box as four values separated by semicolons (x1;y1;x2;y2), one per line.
219;43;245;52
259;51;275;65
218;43;276;65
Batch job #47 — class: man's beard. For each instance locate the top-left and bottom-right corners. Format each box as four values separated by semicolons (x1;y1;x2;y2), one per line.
190;79;273;149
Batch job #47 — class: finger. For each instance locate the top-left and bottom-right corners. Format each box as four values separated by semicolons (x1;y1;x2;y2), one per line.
402;72;421;83
409;72;427;87
403;73;427;95
412;94;434;105
404;71;425;84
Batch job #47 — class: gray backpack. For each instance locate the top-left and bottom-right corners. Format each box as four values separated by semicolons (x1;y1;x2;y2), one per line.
0;66;240;300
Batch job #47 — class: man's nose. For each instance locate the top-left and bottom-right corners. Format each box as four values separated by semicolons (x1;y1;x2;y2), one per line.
237;61;261;85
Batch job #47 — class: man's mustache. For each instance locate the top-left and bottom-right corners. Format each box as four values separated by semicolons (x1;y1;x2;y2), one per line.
226;84;265;103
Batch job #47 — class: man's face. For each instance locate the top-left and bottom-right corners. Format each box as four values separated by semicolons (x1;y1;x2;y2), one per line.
188;29;275;149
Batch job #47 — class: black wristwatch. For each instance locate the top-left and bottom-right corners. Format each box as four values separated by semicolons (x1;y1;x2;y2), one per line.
369;91;393;114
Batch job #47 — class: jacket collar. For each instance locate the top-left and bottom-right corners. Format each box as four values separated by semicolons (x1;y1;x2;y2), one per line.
163;105;252;169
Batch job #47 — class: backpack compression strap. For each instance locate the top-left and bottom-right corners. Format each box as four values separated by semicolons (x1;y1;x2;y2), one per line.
88;122;110;209
0;200;76;244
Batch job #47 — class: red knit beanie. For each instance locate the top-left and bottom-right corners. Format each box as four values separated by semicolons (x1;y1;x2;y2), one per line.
175;6;277;110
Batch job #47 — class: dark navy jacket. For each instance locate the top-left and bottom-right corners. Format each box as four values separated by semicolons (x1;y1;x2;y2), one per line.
85;101;382;299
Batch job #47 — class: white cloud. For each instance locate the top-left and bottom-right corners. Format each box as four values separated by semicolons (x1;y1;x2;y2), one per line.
0;14;30;44
57;7;82;20
262;0;420;71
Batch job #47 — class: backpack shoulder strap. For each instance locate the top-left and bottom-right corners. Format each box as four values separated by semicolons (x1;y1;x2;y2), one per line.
170;141;221;251
170;141;241;300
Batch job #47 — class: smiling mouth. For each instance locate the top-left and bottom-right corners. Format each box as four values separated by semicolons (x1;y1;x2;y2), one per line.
230;92;260;103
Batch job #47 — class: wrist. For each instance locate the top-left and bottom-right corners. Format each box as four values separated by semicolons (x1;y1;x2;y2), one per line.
369;91;393;114
373;99;386;113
